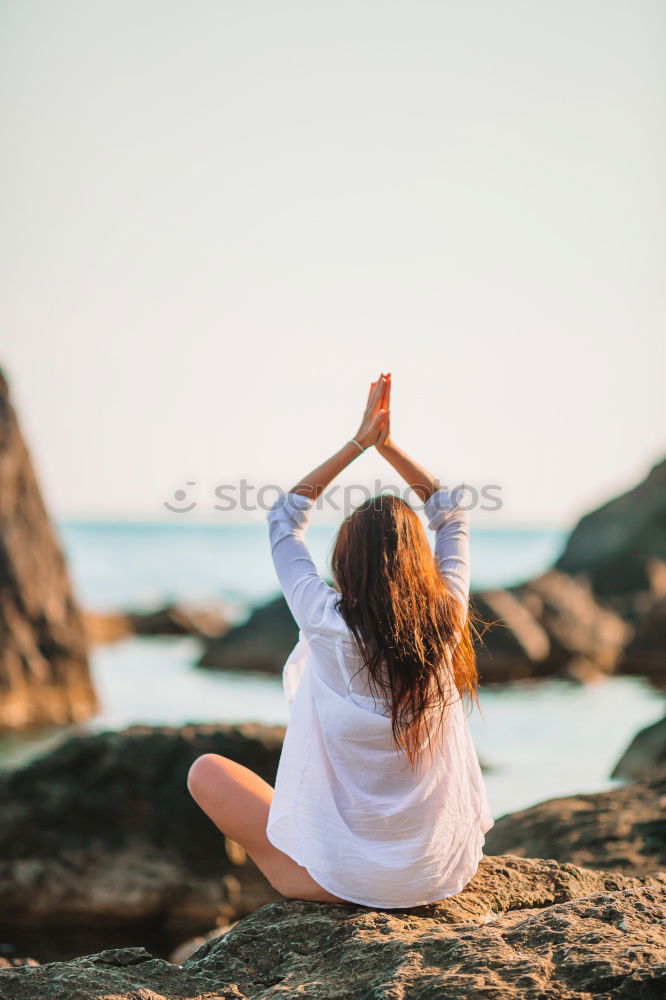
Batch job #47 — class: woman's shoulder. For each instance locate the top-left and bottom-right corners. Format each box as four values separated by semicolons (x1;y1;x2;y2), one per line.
302;591;359;647
315;592;353;636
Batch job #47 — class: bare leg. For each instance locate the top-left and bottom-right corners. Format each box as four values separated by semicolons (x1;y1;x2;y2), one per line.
187;753;346;904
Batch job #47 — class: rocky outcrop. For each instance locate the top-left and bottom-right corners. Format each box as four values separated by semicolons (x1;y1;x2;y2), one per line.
612;716;666;781
557;457;666;598
128;602;230;638
475;571;630;682
485;776;666;875
1;857;664;1000
472;589;552;680
0;370;97;729
616;595;666;680
199;574;630;683
515;571;630;674
198;596;298;674
84;602;231;645
0;724;283;937
82;609;133;644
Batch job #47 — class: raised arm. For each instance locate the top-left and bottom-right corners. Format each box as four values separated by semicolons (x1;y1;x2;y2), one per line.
374;375;439;502
289;376;390;498
269;374;391;637
375;375;470;613
423;490;471;614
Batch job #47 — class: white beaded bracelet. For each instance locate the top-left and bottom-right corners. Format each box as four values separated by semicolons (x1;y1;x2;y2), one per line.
349;438;365;454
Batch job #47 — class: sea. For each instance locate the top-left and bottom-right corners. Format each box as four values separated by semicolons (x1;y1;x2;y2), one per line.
0;520;661;820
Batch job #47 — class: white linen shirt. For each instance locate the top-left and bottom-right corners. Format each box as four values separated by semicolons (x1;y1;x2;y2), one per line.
266;488;494;908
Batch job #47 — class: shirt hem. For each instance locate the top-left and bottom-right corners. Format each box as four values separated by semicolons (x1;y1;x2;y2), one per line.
266;815;487;910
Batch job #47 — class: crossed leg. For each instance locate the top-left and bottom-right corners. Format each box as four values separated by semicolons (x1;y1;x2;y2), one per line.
187;753;345;904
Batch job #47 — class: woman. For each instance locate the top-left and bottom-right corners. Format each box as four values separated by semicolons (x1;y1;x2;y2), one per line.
188;373;493;907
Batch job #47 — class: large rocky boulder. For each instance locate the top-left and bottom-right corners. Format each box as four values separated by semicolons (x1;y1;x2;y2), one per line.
0;724;283;939
515;571;630;674
472;588;552;681
198;595;297;674
0;370;97;729
474;572;630;682
612;716;666;781
1;856;664;999
485;776;666;875
556;457;666;598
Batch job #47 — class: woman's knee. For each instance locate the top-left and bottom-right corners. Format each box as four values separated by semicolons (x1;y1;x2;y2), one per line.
187;752;224;800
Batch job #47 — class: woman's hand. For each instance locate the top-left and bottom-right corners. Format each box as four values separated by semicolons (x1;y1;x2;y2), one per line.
354;374;391;450
375;373;391;447
288;373;392;498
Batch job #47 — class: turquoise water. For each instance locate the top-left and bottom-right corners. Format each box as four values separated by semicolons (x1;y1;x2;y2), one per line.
1;521;661;820
59;520;567;611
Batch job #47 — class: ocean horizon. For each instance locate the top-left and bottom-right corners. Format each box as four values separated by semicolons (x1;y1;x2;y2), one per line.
58;519;569;613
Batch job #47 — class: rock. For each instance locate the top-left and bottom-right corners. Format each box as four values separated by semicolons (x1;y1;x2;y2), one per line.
612;716;666;781
83;610;133;644
617;596;666;681
199;573;629;684
169;923;236;965
485;777;666;875
0;724;283;940
0;370;97;730
474;573;630;682
0;857;664;999
84;603;231;645
198;595;297;674
127;601;231;639
557;457;666;598
0;944;39;969
472;589;552;682
515;571;631;675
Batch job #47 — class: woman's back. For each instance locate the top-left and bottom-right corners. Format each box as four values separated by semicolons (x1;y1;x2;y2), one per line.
266;487;494;908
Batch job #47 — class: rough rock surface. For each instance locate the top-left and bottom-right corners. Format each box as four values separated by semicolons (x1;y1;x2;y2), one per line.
557;457;666;597
1;856;664;1000
0;370;97;729
485;777;666;875
612;716;666;781
0;724;283;935
198;595;298;674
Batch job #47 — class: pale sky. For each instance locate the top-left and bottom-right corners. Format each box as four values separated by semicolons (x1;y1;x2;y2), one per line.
1;0;664;526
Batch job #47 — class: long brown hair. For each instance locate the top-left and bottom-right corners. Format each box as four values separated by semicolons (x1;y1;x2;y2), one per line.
331;493;478;768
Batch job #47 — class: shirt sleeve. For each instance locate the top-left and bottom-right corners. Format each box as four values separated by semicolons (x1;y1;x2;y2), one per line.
424;487;471;616
267;492;336;638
